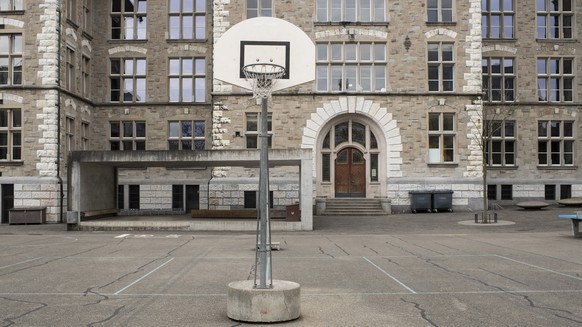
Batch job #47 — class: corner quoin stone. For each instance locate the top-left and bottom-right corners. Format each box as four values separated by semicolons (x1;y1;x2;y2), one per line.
227;280;301;323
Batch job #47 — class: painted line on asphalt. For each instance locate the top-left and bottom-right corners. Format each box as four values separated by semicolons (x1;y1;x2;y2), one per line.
495;255;582;281
363;256;417;294
114;257;175;295
0;257;42;270
115;234;131;238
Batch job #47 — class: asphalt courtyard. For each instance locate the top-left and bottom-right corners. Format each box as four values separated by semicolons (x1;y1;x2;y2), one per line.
1;206;581;326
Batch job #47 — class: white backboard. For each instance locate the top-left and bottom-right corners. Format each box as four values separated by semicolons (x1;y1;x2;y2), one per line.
214;17;315;92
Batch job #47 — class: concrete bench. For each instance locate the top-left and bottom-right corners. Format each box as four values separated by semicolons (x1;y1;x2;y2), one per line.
191;209;286;219
517;201;549;210
82;208;119;218
558;198;582;207
558;212;582;238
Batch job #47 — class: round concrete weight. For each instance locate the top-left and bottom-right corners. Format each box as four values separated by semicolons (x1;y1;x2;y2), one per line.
227;280;301;322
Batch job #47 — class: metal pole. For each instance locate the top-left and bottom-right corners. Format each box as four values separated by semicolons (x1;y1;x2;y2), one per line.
256;96;272;289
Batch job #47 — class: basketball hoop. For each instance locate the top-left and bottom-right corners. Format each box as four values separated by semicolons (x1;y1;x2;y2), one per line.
242;63;286;99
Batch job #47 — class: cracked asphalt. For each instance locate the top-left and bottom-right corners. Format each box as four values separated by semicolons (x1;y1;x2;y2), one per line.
1;205;581;326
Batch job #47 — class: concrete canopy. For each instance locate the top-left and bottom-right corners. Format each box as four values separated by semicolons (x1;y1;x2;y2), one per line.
67;149;313;230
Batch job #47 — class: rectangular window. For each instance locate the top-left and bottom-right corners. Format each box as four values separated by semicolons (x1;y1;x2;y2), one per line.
482;0;514;39
168;57;206;102
482;57;515;102
316;42;386;92
428;112;455;163
128;185;140;210
169;0;206;40
0;34;23;85
66;117;74;153
537;120;574;166
485;120;516;167
243;191;273;208
537;0;573;39
117;185;125;209
83;0;92;33
0;0;23;11
501;184;512;200
172;185;184;209
487;184;497;200
560;184;572;200
111;0;147;40
545;184;556;200
66;47;76;92
245;113;272;149
322;153;331;182
427;0;453;23
110;58;146;102
0;108;21;160
168;120;205;150
537;57;573;102
247;0;272;18
81;121;89;150
67;0;77;21
370;153;378;182
82;55;90;98
428;42;454;92
109;121;146;151
316;0;385;22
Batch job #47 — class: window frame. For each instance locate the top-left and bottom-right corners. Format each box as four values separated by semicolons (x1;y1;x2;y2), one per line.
81;54;91;98
168;0;207;40
537;120;574;167
428;112;456;164
0;0;23;11
168;120;206;150
168;57;206;103
536;57;574;103
110;0;148;40
65;47;76;92
481;0;515;39
109;58;147;103
66;117;75;153
536;0;573;40
427;0;453;23
315;0;386;23
245;112;272;149
246;0;272;18
0;108;21;161
482;57;515;102
485;120;516;167
0;33;23;86
109;121;147;151
427;42;454;92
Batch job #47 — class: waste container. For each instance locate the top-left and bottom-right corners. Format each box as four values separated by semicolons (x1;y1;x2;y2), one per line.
286;204;300;221
432;190;454;212
409;191;432;213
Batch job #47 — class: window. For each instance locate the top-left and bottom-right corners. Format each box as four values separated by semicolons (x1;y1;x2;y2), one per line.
316;0;385;22
0;34;22;85
83;0;92;33
428;112;455;163
537;57;573;102
81;122;89;150
169;57;206;102
482;57;515;102
427;0;453;23
245;113;272;149
427;42;454;92
538;120;574;166
128;185;140;209
66;117;74;153
244;191;273;208
545;184;556;200
0;0;23;11
118;185;124;209
537;0;573;39
0;109;21;160
111;0;147;40
487;184;497;200
485;120;516;166
168;120;205;150
66;47;76;92
500;184;512;200
481;0;514;39
110;58;146;102
316;42;386;92
67;0;77;21
169;0;206;40
560;184;572;200
247;0;271;18
172;185;184;209
82;55;90;98
110;121;146;150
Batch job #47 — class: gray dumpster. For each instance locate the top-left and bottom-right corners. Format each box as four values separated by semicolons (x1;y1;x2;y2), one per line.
432;190;454;212
409;191;432;213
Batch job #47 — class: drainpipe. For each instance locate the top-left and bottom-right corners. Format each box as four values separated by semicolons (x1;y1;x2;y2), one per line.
56;2;64;223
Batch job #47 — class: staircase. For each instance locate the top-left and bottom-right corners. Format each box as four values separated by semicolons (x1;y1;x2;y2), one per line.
320;198;389;216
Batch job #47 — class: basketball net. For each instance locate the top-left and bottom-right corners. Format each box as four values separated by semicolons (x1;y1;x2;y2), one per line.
242;63;286;99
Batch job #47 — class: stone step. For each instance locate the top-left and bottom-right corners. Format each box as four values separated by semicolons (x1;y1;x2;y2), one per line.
320;198;388;216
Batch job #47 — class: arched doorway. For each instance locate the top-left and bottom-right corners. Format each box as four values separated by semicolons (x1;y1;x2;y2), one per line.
335;147;366;197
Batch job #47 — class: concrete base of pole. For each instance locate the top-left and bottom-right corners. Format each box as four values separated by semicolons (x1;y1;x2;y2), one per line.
227;280;301;322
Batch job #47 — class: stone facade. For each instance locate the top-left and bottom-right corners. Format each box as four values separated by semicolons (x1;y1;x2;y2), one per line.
0;1;580;224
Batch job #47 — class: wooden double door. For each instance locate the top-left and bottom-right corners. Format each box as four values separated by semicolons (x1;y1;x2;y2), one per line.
335;147;366;198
